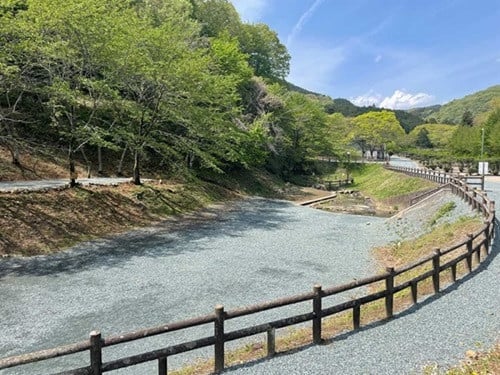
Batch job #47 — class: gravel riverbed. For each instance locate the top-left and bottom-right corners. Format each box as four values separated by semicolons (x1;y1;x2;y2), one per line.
0;176;496;374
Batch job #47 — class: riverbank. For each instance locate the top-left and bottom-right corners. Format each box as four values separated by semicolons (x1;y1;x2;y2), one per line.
0;162;447;257
0;167;337;257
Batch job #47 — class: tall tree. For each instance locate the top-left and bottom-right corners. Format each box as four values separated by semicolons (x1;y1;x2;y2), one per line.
415;128;433;148
265;86;330;176
190;0;241;37
239;23;290;80
351;111;405;158
461;110;474;126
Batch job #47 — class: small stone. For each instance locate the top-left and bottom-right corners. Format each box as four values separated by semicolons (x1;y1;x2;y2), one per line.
465;350;478;359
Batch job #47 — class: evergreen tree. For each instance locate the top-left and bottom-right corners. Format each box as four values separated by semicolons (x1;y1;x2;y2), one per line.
461;110;474;126
415;128;433;148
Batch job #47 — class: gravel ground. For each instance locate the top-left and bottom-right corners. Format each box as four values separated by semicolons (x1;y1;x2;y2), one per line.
386;189;479;241
226;178;500;375
0;199;397;374
0;171;496;375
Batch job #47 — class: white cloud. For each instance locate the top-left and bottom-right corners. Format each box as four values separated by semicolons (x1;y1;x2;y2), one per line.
351;90;434;109
351;91;382;107
374;54;382;63
380;90;434;109
231;0;268;22
286;0;326;47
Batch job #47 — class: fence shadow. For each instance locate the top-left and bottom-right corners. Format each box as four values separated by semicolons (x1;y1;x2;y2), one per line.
225;218;499;373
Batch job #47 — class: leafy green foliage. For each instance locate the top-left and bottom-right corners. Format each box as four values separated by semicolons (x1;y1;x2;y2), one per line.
415;128;433;148
324;98;424;133
461;110;474;126
351;111;405;157
449;126;482;157
408;124;456;149
483;108;500;156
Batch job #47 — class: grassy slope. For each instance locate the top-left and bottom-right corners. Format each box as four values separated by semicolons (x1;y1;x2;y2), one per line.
350;163;437;201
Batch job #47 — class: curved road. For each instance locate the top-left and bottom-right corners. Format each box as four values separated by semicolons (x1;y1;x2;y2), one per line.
228;177;500;375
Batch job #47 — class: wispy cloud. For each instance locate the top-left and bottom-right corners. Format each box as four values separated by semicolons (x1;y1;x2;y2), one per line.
286;0;325;47
288;43;345;93
374;54;382;63
351;90;434;110
232;0;268;22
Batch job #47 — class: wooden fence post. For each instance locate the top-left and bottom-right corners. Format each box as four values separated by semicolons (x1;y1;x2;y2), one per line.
432;249;441;293
353;303;361;329
483;220;491;256
313;284;322;344
267;328;276;357
385;267;395;318
466;234;473;272
451;264;457;282
214;305;225;373
158;357;167;375
410;280;418;304
90;331;102;375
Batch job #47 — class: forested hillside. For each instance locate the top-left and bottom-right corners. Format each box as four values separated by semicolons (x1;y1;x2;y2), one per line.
324;98;424;133
409;85;500;124
1;0;499;186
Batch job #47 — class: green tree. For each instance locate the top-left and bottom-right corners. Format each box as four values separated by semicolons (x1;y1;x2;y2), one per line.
461;110;474;126
449;125;481;156
415;128;433;148
190;0;241;37
265;86;330;176
239;23;290;80
483;108;500;156
351;111;405;158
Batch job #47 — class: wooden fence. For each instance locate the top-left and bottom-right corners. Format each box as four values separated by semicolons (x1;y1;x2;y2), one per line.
322;178;353;191
0;167;496;375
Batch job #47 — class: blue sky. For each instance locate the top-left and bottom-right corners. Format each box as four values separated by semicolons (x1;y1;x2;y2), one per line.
231;0;500;109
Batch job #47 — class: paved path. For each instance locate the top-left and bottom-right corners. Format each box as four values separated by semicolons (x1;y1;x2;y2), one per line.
0;177;134;192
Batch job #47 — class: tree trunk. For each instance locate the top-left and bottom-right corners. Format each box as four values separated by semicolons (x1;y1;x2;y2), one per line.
69;149;77;187
80;147;91;178
97;146;103;175
133;149;141;185
6;141;21;166
5;123;21;166
117;145;127;176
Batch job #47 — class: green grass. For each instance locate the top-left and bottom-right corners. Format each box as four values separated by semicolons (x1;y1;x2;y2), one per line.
428;202;457;227
375;216;482;268
347;164;437;200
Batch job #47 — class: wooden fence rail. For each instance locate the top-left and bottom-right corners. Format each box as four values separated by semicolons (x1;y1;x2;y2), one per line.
0;166;496;375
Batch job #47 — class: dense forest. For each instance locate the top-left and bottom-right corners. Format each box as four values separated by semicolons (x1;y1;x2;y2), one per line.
1;0;499;185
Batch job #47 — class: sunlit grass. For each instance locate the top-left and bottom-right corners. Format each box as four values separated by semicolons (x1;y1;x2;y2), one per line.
349;164;437;199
